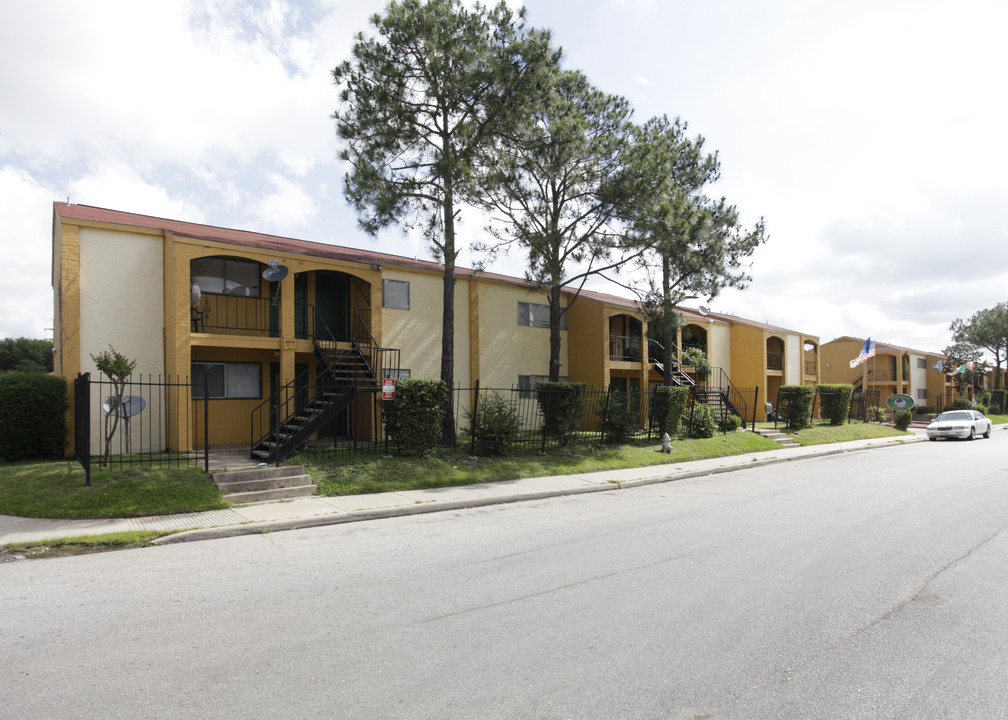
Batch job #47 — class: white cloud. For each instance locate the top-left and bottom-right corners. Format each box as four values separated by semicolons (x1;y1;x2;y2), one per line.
0;167;58;338
249;171;319;231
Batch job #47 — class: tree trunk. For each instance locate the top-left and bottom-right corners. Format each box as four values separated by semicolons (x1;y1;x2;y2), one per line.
661;254;675;387
548;285;562;382
440;179;457;446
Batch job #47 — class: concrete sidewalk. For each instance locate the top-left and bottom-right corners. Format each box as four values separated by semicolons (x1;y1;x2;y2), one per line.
0;434;929;547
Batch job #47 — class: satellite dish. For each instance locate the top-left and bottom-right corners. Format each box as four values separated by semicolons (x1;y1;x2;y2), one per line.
103;395;146;418
190;283;201;308
262;259;289;283
102;395;146;454
699;305;710;316
262;260;289;307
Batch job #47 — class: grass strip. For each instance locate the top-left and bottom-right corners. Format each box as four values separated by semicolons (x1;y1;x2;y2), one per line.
0;461;228;519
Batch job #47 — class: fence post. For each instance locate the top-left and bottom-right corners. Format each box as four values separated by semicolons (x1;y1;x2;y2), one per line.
203;369;210;472
274;372;281;467
540;386;549;453
600;388;612;445
469;380;480;456
752;385;759;429
75;372;91;487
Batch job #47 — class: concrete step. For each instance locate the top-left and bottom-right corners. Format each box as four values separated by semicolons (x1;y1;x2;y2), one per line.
212;465;317;504
222;483;318;504
752;428;800;448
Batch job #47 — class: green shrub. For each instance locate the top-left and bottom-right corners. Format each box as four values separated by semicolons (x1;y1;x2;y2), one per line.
601;391;639;443
816;383;854;425
989;390;1005;414
915;405;935;416
718;413;742;432
684;349;711;383
0;373;67;460
385;378;448;458
683;402;716;439
466;391;520;456
535;382;586;446
868;406;886;423
976;404;989;415
980;390;992;407
779;385;815;430
651;385;689;437
948;398;973;411
893;409;912;431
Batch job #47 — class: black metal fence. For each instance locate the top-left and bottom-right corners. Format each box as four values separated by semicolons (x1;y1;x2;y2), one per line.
73;372;209;476
288;382;758;462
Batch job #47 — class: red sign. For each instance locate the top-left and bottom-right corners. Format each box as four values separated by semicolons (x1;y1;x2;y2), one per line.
382;378;395;400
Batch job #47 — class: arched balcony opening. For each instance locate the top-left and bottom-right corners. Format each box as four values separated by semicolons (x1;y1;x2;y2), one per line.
766;336;785;371
609;314;643;362
803;340;819;378
190;256;270;336
682;324;707;355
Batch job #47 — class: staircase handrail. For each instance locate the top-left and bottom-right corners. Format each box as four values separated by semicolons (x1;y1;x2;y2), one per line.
709;366;752;429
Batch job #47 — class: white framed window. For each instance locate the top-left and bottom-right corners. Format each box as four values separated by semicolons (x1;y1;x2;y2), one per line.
518;302;567;330
382;279;410;309
916;358;926;369
518;374;568;398
382;368;411;379
916;388;927;400
191;257;262;297
191;362;262;399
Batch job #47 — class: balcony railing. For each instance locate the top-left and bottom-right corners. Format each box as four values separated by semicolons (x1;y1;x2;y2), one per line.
610;334;643;362
191;296;315;339
767;351;783;371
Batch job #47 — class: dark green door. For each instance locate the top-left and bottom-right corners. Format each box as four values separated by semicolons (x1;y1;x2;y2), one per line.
315;272;350;342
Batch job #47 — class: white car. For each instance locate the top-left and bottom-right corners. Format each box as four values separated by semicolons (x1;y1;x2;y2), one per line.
926;410;992;441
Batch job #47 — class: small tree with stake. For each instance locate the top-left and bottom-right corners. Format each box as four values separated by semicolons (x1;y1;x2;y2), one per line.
91;345;136;467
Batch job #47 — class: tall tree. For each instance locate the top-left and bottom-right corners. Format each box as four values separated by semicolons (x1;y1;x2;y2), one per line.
941;340;987;397
478;69;638;381
0;337;53;373
333;0;555;441
950;302;1008;389
627;116;766;385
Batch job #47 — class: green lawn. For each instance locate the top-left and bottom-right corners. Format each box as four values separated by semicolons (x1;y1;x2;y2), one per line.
0;460;228;519
783;421;909;446
304;431;779;496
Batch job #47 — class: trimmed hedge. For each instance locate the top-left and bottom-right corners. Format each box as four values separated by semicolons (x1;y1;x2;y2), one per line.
990;389;1006;414
779;385;815;430
384;378;448;458
535;382;586;446
893;409;912;431
0;372;68;460
816;383;854;425
652;385;689;437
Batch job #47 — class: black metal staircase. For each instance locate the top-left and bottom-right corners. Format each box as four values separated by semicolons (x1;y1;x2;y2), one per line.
250;308;399;463
648;339;695;387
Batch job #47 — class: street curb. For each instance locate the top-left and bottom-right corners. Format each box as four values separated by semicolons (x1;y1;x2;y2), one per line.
154;435;926;545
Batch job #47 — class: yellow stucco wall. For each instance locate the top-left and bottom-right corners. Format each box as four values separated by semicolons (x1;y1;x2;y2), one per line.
474;282;565;388
567;299;606;386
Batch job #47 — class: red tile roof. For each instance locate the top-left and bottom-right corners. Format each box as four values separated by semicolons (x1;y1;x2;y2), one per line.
53;202;815;338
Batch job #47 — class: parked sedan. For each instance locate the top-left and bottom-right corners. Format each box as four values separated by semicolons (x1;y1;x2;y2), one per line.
926;410;992;441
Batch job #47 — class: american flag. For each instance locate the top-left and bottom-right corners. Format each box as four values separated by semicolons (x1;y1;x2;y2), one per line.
849;338;876;368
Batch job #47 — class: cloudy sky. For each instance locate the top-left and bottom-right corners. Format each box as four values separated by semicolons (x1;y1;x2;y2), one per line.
2;0;1006;359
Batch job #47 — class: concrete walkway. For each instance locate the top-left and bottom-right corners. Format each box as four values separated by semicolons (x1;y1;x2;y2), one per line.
0;433;934;547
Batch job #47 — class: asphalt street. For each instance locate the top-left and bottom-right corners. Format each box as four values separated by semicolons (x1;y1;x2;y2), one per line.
2;433;1007;719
